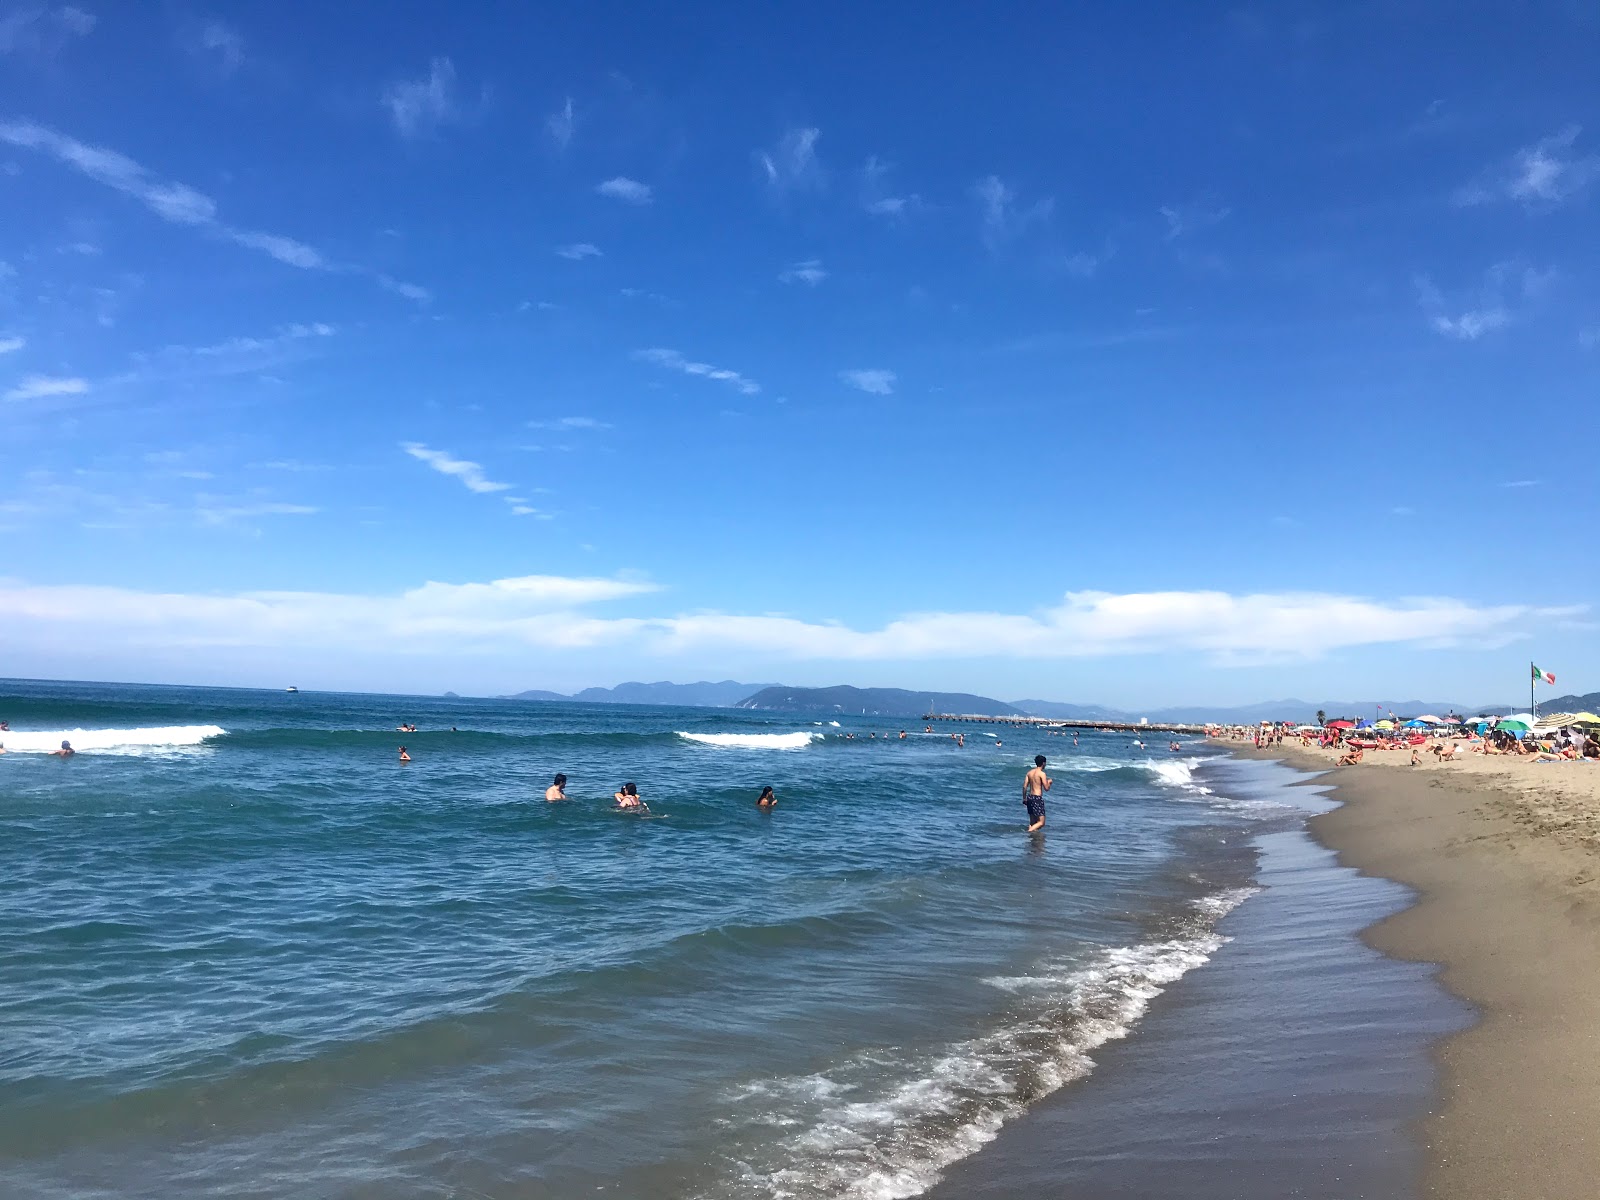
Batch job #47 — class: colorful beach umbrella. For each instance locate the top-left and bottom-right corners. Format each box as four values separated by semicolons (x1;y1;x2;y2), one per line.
1496;718;1532;732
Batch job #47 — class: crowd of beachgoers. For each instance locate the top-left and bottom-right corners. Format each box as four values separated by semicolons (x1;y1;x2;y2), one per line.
1209;713;1600;767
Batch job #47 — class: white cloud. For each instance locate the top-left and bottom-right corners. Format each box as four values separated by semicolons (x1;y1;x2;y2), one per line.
401;443;513;494
974;175;1053;250
1159;199;1231;240
635;347;760;395
757;127;823;191
555;242;602;260
0;581;1577;666
383;57;460;138
0;5;95;55
527;416;611;430
377;275;431;303
596;176;652;204
0;119;428;300
1501;479;1540;488
546;96;575;150
778;259;827;286
6;374;87;400
839;368;896;395
861;156;922;218
1456;127;1600;209
195;501;318;526
189;20;243;73
0;335;23;355
1415;261;1548;341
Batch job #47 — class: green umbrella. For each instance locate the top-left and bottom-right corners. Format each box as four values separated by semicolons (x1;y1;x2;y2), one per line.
1496;718;1531;732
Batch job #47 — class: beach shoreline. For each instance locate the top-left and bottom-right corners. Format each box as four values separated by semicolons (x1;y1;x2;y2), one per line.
1235;739;1600;1199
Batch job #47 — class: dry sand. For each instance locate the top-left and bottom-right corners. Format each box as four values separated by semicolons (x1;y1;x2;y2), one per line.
1232;739;1600;1198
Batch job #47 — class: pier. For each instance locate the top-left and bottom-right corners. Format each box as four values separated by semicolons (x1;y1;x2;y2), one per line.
921;713;1209;735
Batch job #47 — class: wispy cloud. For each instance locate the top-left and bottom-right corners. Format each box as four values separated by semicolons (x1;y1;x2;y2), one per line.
596;176;652;204
0;118;429;300
555;242;602;260
1159;198;1231;240
778;259;827;286
0;334;23;355
973;175;1053;250
546;96;575;150
1416;261;1549;340
6;374;87;400
0;5;94;55
195;500;318;526
861;155;922;217
757;127;823;191
635;347;760;395
1455;127;1600;209
401;443;513;494
383;57;462;138
0;582;1578;666
1501;479;1541;488
528;416;611;430
839;368;896;395
184;19;243;74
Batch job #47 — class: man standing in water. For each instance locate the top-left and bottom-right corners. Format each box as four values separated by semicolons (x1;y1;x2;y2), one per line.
1023;755;1051;833
545;773;567;802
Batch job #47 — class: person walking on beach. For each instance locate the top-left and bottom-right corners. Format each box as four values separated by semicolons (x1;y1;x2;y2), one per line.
1022;755;1051;833
545;773;568;802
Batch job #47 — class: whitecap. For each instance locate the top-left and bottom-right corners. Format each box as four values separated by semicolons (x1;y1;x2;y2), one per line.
676;731;823;751
0;725;226;755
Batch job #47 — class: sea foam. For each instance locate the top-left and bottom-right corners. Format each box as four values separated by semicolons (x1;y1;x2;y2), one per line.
676;731;823;751
0;725;226;754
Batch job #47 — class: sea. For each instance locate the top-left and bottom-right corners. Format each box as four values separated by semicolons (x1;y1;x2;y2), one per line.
0;680;1466;1199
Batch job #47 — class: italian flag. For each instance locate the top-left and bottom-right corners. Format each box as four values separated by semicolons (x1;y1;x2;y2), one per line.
1533;664;1556;685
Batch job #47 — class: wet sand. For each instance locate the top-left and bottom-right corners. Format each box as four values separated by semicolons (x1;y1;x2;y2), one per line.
1260;740;1600;1198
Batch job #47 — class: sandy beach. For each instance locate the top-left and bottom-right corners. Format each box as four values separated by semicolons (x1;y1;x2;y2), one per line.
1241;738;1600;1198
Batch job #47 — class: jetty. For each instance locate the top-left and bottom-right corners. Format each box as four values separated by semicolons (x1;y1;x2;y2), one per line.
922;713;1209;735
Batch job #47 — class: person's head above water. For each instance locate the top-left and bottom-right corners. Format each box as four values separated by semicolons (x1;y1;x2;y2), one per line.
621;782;637;796
62;740;72;750
758;786;774;800
554;773;567;787
1034;755;1046;767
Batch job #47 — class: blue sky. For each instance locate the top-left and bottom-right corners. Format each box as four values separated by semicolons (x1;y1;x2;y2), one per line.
1;1;1596;706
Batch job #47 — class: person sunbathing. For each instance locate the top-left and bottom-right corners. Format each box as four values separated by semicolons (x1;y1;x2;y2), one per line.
1336;747;1364;766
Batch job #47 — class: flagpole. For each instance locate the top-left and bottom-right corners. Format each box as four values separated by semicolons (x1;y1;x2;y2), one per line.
1531;661;1536;721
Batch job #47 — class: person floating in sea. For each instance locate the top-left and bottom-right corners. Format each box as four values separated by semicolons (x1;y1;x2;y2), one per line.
398;746;411;762
1072;733;1079;747
0;721;9;731
53;740;75;758
1022;754;1051;833
545;773;568;802
756;785;777;810
899;730;907;739
614;782;644;809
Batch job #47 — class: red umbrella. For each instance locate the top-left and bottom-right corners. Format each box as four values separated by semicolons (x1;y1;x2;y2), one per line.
1326;719;1356;729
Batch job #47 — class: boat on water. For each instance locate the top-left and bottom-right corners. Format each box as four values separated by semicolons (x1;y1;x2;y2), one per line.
286;686;299;693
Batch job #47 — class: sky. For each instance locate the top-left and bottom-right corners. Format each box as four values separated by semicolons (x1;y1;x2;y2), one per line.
0;1;1596;707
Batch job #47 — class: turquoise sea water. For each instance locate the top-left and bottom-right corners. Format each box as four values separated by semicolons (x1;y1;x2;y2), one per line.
1;680;1279;1198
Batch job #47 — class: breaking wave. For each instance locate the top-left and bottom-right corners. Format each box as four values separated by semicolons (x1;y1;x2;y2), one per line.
0;725;226;755
676;731;825;751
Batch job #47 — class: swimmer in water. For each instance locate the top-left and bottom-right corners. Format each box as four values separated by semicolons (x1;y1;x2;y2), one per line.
54;740;76;758
398;746;411;762
756;785;777;809
1072;734;1078;747
1022;754;1051;833
614;782;643;809
995;739;1002;748
899;730;907;739
545;773;567;802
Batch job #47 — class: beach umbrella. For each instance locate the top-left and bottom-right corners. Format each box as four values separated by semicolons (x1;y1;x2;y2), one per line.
1569;712;1600;726
1533;713;1575;731
1496;718;1532;733
1326;719;1355;729
1375;719;1394;729
1402;719;1431;729
1415;714;1444;724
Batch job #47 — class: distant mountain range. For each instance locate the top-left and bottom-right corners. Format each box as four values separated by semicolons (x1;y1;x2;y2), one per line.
495;680;1538;723
503;680;775;707
735;685;1022;717
1544;691;1600;714
1013;697;1516;724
